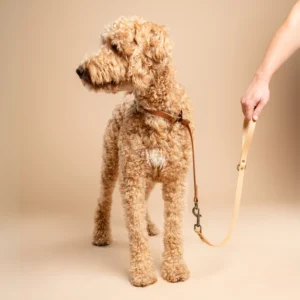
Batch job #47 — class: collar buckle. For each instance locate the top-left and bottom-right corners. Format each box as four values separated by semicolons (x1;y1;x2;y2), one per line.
176;110;183;123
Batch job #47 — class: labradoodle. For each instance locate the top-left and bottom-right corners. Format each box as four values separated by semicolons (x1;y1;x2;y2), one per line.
76;16;193;287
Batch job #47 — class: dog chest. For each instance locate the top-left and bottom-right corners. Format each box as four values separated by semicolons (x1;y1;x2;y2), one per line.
145;149;166;169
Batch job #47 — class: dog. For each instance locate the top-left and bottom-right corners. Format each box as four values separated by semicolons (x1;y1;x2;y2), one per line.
76;16;193;287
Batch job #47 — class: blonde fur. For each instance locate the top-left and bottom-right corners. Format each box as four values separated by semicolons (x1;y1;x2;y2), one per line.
77;16;193;287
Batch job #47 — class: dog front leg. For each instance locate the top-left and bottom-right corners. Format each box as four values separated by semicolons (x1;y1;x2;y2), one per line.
145;180;159;236
161;179;190;283
93;118;119;246
120;174;157;287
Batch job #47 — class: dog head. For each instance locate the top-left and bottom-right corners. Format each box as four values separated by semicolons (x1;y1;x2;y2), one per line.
76;16;173;94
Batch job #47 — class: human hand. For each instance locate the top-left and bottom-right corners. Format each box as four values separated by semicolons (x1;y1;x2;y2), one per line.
240;75;270;121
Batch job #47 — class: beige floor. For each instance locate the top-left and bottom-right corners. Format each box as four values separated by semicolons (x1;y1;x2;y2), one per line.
3;201;300;300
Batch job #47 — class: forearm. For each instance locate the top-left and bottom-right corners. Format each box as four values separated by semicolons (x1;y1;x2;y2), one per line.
256;1;300;82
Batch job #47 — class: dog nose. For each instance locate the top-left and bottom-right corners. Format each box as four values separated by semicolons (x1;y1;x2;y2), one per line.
76;66;85;78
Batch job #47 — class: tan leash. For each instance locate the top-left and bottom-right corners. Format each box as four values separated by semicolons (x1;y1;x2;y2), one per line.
143;107;256;247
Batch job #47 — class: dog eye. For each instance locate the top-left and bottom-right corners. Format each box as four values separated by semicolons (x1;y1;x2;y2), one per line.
111;43;119;53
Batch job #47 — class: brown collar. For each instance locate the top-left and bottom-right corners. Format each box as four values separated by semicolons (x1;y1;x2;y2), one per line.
142;107;191;127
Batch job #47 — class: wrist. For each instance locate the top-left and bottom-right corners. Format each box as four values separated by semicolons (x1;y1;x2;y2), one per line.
254;70;271;84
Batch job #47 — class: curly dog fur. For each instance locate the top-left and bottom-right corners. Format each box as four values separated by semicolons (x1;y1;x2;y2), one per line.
76;16;193;287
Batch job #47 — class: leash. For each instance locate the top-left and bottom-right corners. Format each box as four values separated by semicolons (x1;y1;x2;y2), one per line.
143;107;256;247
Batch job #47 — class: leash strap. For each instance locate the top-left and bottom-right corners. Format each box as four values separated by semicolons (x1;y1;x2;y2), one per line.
143;107;256;247
196;119;256;247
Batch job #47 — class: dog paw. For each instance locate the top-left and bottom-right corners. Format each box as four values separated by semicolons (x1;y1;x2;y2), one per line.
130;273;157;287
130;268;157;287
92;230;112;246
161;261;190;283
147;223;160;236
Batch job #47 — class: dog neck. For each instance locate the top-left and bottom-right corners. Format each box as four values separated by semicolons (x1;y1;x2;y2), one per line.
133;65;184;114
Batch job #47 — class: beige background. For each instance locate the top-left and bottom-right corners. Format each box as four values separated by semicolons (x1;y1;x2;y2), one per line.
298;55;300;200
1;0;299;299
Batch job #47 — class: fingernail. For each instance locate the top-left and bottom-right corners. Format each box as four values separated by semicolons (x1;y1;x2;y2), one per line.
253;115;258;121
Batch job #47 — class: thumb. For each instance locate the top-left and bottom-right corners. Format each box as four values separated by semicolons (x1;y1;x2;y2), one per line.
252;100;266;121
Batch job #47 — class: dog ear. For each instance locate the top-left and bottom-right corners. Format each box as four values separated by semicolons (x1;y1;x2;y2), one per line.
128;54;153;90
134;22;172;63
148;23;172;63
129;21;173;90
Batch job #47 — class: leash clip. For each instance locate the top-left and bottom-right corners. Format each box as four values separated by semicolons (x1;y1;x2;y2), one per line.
192;201;202;233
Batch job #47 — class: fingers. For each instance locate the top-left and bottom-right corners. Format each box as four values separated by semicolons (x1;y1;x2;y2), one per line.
240;97;255;121
240;76;270;121
252;99;267;121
